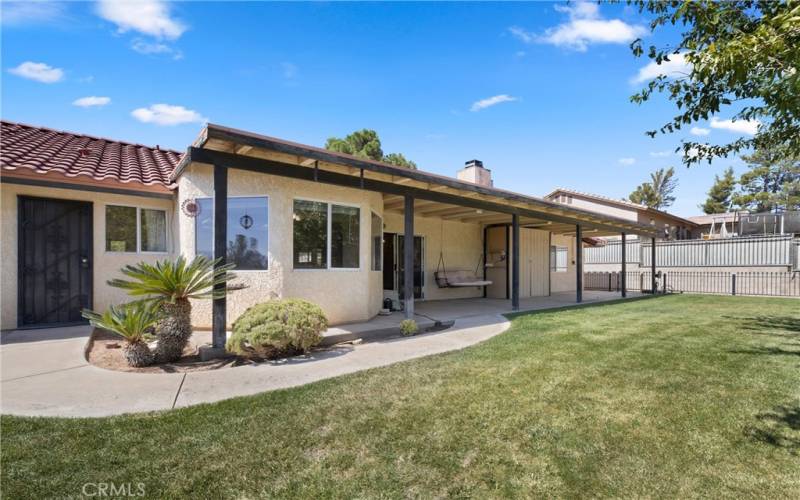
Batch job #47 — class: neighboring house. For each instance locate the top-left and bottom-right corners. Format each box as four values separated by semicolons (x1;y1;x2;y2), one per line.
0;121;658;332
544;188;697;240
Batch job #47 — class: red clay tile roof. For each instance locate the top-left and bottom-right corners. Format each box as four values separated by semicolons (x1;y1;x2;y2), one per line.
1;120;181;189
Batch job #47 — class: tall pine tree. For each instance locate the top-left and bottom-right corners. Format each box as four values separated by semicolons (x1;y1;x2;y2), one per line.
732;147;800;212
700;167;736;214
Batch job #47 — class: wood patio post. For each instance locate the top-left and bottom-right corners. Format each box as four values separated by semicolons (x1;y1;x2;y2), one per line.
404;195;415;319
511;214;520;310
576;224;583;303
651;237;657;294
621;232;627;298
212;165;228;350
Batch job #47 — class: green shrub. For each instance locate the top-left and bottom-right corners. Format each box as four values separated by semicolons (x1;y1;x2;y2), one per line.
226;299;328;358
400;319;419;336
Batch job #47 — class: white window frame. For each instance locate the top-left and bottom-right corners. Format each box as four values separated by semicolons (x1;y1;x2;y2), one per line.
105;204;169;255
550;245;568;273
293;197;362;271
193;195;270;272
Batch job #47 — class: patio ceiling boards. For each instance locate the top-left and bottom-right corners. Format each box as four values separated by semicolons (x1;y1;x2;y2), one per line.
173;123;660;238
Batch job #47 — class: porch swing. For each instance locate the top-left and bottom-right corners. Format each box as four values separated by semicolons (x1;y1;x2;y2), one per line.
433;219;493;288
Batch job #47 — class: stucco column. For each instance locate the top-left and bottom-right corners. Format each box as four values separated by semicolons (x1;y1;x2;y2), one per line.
404;195;414;319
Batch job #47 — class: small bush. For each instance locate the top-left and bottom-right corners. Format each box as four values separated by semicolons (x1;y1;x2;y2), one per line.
400;319;419;336
227;299;328;359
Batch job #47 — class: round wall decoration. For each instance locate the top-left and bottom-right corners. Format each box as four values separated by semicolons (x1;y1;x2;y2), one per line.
240;214;254;230
181;198;201;218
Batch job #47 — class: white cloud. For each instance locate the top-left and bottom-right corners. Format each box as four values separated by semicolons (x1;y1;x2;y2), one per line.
131;39;183;59
514;2;647;52
96;0;186;40
618;157;636;165
632;53;692;84
515;50;526;58
72;95;111;108
710;117;760;136
1;0;65;26
649;151;672;158
690;126;710;136
131;104;207;126
73;96;111;108
470;94;518;112
8;61;64;83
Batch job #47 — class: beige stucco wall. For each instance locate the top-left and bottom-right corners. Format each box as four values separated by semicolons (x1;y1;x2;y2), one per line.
177;163;385;327
549;234;578;293
1;182;176;330
382;212;484;303
566;197;637;222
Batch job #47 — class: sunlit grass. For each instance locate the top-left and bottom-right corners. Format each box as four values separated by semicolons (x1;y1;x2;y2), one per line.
2;295;798;498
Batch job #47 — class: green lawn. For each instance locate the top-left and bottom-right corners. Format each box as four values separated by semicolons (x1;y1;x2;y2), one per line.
2;295;798;498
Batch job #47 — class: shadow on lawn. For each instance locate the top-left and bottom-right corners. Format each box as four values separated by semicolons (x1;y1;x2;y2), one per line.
745;404;800;454
724;315;800;338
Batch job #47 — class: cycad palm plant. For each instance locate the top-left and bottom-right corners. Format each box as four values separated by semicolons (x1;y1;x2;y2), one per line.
108;256;235;362
82;302;161;367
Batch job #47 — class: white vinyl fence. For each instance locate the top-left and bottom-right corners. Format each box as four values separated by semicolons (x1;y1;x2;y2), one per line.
585;235;798;269
585;270;800;297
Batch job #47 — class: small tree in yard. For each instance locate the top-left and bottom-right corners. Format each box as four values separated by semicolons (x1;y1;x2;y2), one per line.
82;302;161;367
108;256;235;363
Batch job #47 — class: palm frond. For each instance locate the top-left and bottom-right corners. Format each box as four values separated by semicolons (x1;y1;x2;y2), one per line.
108;256;237;303
82;301;162;343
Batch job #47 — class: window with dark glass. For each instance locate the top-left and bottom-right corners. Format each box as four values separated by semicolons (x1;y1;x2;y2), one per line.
195;197;269;270
331;204;360;268
371;212;382;271
293;200;327;269
106;205;137;252
141;209;167;252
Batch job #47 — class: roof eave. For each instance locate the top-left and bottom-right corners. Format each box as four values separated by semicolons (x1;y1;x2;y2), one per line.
176;123;660;238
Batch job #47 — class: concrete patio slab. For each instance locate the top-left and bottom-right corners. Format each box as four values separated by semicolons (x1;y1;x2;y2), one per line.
1;326;91;381
1;365;185;417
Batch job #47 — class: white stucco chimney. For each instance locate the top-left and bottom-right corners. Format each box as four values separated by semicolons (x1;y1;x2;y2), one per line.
457;159;493;187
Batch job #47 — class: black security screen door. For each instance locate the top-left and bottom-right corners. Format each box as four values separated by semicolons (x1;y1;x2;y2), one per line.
18;196;93;327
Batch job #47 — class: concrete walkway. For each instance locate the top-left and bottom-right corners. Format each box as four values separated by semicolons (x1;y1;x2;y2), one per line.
1;315;510;418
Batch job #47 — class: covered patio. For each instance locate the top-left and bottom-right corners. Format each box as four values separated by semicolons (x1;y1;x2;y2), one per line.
173;124;661;356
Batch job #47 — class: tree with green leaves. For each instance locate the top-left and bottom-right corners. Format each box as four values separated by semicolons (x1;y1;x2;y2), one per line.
701;167;737;214
325;129;417;169
629;1;800;166
628;167;679;210
732;146;800;212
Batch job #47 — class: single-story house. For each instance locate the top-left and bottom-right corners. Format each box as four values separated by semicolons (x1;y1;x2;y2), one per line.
1;121;660;346
545;188;697;240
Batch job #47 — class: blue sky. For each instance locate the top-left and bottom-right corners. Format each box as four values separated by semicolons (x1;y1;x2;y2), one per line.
2;1;754;216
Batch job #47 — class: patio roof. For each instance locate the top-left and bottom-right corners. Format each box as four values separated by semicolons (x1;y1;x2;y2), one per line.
173;123;660;238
